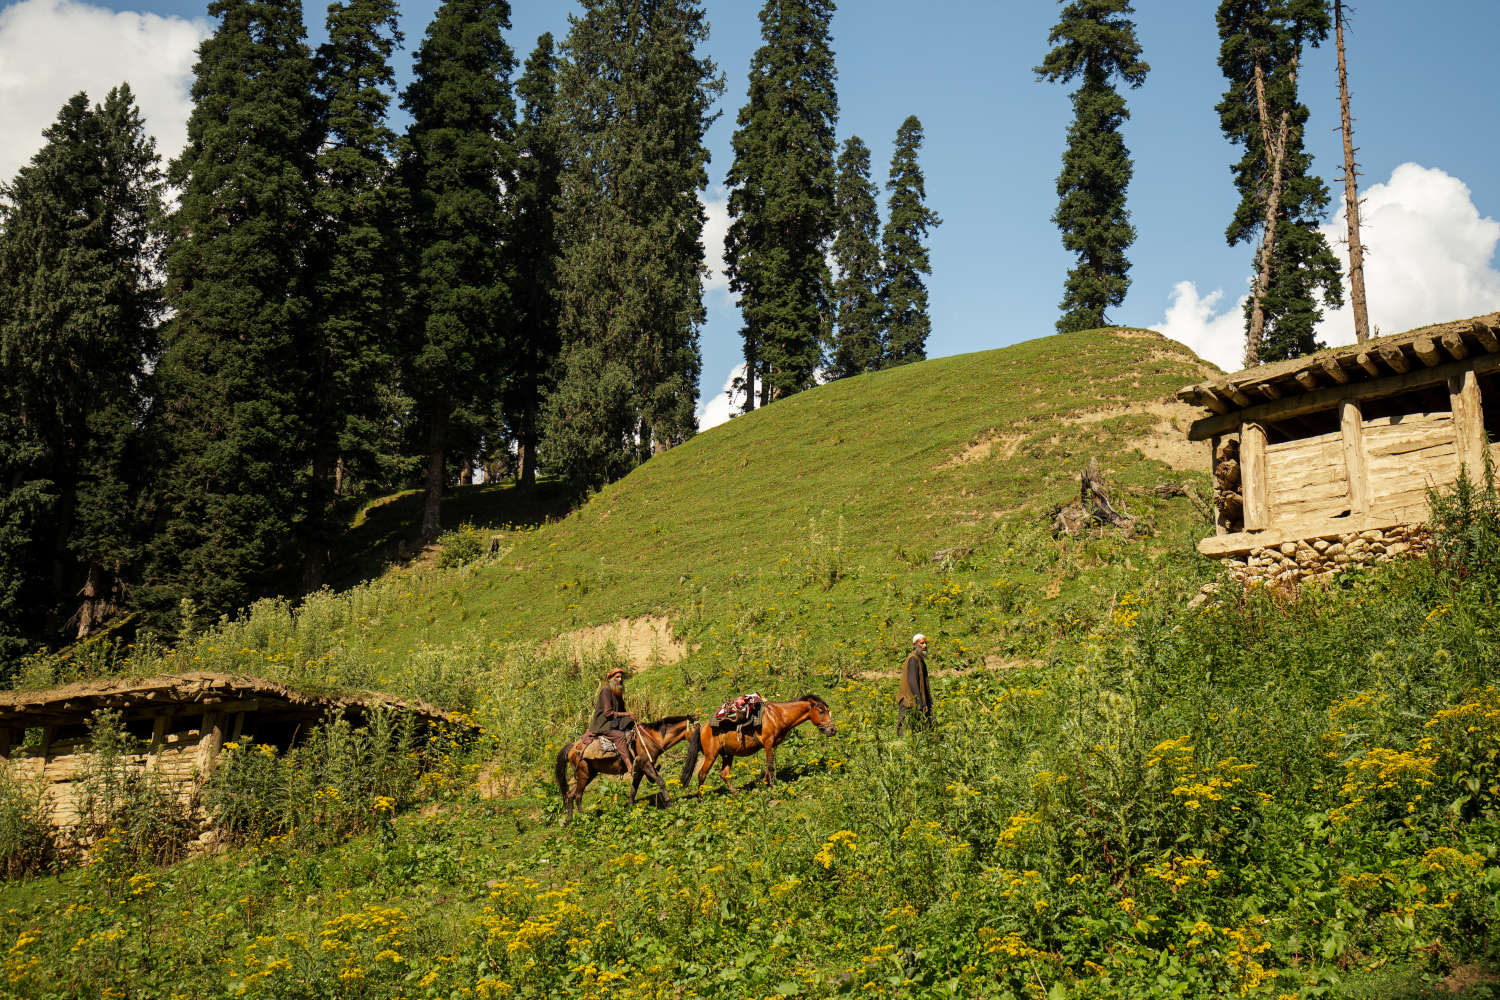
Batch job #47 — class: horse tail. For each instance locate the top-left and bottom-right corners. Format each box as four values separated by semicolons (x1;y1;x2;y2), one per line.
679;726;702;787
554;743;572;799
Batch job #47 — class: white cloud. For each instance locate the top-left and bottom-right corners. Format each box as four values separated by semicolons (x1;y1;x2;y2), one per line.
697;363;749;431
701;186;731;294
0;0;208;181
1155;281;1249;373
1317;163;1500;345
1155;163;1500;373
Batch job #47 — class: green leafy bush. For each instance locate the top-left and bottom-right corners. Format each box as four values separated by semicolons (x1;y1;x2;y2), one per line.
1428;452;1500;588
0;766;57;880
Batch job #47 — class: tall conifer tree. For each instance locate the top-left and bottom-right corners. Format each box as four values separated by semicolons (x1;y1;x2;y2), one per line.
153;0;320;620
828;136;883;380
506;33;562;489
401;0;515;539
546;0;721;486
1218;0;1342;363
881;116;940;367
1036;0;1148;333
0;87;162;652
723;0;838;408
303;0;406;587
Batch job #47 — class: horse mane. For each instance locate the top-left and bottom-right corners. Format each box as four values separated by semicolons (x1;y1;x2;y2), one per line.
644;714;696;728
795;694;828;710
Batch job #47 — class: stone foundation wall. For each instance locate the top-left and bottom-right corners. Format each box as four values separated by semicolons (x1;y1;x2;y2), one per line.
1225;523;1432;587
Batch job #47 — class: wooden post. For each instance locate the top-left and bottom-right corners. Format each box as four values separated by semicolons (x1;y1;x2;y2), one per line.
1450;370;1487;478
1242;421;1270;530
0;728;13;758
1211;435;1227;536
196;710;225;777
1340;399;1370;515
149;715;170;755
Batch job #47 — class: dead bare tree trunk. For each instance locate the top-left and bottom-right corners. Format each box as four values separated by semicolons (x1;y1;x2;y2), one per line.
1245;54;1300;367
421;393;451;543
1336;0;1371;343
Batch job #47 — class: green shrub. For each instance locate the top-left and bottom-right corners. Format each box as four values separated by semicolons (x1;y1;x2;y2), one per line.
205;709;424;848
1428;452;1500;588
436;523;489;568
75;710;198;868
0;766;58;880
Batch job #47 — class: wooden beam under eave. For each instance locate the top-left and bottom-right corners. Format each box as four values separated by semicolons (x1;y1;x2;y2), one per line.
1255;382;1282;401
1450;370;1487;478
1227;386;1253;407
1355;352;1381;377
1241;421;1270;531
1413;336;1442;367
1340;399;1370;515
1378;345;1411;374
1318;358;1351;384
1188;352;1500;440
1441;332;1469;361
1192;388;1231;415
1473;319;1500;353
1294;371;1320;392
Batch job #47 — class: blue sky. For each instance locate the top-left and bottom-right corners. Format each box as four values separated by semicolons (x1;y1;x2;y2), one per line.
3;0;1498;426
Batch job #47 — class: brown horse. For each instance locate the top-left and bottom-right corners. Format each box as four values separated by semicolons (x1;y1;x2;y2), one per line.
554;716;698;824
679;695;836;795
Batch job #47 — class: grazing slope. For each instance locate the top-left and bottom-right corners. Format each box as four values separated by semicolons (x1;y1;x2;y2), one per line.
10;326;1496;999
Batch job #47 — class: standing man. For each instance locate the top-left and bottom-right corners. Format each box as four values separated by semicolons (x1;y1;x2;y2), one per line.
590;666;637;767
897;633;933;734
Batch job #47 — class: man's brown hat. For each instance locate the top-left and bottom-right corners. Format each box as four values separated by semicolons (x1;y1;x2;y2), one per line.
606;667;626;680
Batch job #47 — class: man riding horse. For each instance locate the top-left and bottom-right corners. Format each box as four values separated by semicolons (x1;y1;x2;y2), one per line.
588;666;637;768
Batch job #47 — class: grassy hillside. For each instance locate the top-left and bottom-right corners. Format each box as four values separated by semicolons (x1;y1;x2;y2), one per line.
23;327;1221;702
4;328;1498;1000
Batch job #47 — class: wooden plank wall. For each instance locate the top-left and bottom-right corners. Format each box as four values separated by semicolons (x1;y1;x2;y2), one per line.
1364;412;1458;513
1267;430;1351;522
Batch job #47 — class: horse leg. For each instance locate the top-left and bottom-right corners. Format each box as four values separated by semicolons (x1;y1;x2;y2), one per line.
648;757;671;808
718;751;739;795
764;743;776;787
695;745;720;796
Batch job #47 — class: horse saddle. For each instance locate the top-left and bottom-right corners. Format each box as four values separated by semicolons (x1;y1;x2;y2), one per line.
712;692;764;731
580;732;625;761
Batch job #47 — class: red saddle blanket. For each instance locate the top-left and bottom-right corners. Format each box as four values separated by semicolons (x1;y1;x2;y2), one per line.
713;692;764;728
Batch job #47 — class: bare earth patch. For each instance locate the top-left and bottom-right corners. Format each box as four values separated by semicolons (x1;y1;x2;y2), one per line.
1064;399;1209;473
543;615;691;671
942;432;1025;469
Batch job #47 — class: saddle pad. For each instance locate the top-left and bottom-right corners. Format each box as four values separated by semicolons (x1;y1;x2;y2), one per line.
582;739;619;761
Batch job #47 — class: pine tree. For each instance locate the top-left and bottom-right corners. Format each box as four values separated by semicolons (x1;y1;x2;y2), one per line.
506;33;562;489
303;0;407;588
828;136;883;379
881;116;941;367
153;0;320;619
401;0;515;539
1218;0;1343;364
1036;0;1149;333
546;0;721;486
0;87;164;650
723;0;838;408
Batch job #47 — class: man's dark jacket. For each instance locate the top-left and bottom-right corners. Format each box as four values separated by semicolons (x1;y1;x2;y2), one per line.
590;685;631;733
899;650;931;711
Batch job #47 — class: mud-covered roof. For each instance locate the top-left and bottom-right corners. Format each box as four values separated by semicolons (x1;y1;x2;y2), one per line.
1175;313;1500;441
0;672;476;729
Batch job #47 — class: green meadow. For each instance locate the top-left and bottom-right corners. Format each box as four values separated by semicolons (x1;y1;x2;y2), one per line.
3;329;1497;999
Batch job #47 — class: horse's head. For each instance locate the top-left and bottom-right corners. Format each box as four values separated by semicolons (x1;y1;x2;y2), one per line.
647;715;699;747
803;695;836;737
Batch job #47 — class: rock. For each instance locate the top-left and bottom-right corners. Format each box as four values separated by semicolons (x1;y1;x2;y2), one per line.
1313;539;1330;553
1280;542;1298;557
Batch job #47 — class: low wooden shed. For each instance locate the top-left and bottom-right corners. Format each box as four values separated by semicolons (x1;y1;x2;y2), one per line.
0;672;472;830
1176;313;1500;583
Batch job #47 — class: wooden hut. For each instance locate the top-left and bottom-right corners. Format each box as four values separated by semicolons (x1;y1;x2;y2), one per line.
0;672;472;831
1175;313;1500;584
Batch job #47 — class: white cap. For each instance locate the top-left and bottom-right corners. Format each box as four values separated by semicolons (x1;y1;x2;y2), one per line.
912;633;926;644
